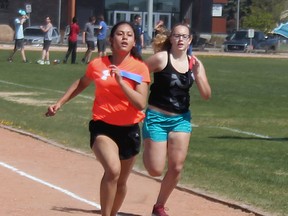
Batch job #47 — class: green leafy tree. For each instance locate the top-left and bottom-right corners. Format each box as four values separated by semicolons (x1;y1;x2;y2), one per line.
242;6;274;33
280;9;288;23
224;0;252;20
224;0;252;32
250;0;288;24
224;0;288;32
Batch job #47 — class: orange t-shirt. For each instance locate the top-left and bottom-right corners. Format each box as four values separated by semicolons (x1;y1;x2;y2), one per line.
85;55;150;126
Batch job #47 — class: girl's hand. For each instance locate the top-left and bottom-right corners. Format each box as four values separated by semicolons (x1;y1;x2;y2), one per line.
109;65;123;83
45;104;60;117
192;56;201;76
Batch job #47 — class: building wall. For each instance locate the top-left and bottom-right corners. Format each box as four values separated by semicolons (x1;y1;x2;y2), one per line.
192;0;213;33
212;17;226;33
76;0;104;29
212;0;227;33
181;0;227;34
213;0;227;3
180;0;193;24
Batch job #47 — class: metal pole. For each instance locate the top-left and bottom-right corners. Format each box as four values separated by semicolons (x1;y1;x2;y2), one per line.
236;0;240;30
58;0;61;31
28;13;31;26
147;0;153;42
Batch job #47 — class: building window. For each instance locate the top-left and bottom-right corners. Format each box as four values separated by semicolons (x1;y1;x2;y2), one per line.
0;0;9;9
154;0;180;12
105;0;179;13
106;0;129;10
212;4;223;17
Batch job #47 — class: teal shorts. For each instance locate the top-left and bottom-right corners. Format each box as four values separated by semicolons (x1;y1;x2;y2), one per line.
142;108;192;142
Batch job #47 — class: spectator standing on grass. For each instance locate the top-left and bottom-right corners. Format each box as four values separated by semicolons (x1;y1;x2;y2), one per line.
81;16;96;64
45;21;150;216
7;9;29;63
63;16;80;64
96;14;108;57
183;17;193;56
37;16;53;65
142;23;211;216
131;14;144;55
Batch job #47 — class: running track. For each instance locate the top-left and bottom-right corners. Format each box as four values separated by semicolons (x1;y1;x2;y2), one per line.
0;126;265;216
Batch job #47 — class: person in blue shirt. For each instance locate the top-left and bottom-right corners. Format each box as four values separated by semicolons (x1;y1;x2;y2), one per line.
7;10;29;63
131;15;144;55
183;17;193;56
96;15;108;57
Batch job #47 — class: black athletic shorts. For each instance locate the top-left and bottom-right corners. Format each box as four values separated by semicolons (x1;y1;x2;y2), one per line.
43;40;51;51
86;41;95;50
97;39;106;52
89;120;141;160
14;39;24;50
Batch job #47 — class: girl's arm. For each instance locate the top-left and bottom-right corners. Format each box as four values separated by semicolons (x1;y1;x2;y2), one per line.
40;23;52;33
20;16;28;25
193;56;211;100
109;65;149;110
45;75;92;116
145;51;167;73
120;80;149;110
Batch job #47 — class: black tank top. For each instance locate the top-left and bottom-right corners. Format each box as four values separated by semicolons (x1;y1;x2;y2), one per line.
148;52;194;114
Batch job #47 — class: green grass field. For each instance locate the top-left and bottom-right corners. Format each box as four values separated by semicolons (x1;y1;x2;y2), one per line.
0;49;287;216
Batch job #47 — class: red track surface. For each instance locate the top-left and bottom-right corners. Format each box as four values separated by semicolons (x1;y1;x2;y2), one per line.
0;126;263;216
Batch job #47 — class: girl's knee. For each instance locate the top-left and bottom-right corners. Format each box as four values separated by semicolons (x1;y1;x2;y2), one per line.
168;163;184;175
145;165;163;177
104;166;121;181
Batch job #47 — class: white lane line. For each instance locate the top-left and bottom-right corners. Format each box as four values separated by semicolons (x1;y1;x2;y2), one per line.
0;80;274;139
0;80;93;100
0;161;101;209
209;126;271;139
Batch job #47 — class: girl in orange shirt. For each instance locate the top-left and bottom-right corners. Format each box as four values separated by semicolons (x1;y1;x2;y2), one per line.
46;21;150;216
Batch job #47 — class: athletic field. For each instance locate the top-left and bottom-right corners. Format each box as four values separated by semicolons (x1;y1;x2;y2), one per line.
0;48;287;216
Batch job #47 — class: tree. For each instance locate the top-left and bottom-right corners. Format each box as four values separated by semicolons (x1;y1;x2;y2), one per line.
223;0;252;32
224;0;252;19
250;0;288;24
280;10;288;23
242;6;274;33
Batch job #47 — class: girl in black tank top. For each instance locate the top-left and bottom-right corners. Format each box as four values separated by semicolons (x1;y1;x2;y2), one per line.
148;51;194;113
142;23;211;216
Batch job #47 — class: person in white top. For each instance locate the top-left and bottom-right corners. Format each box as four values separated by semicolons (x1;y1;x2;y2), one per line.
7;9;29;63
37;16;53;65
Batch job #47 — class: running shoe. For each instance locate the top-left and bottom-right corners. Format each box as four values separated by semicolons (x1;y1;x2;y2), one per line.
45;60;50;65
152;204;169;216
37;59;44;65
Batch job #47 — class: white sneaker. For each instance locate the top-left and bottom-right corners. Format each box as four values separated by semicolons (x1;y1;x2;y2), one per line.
45;60;50;65
37;60;44;65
